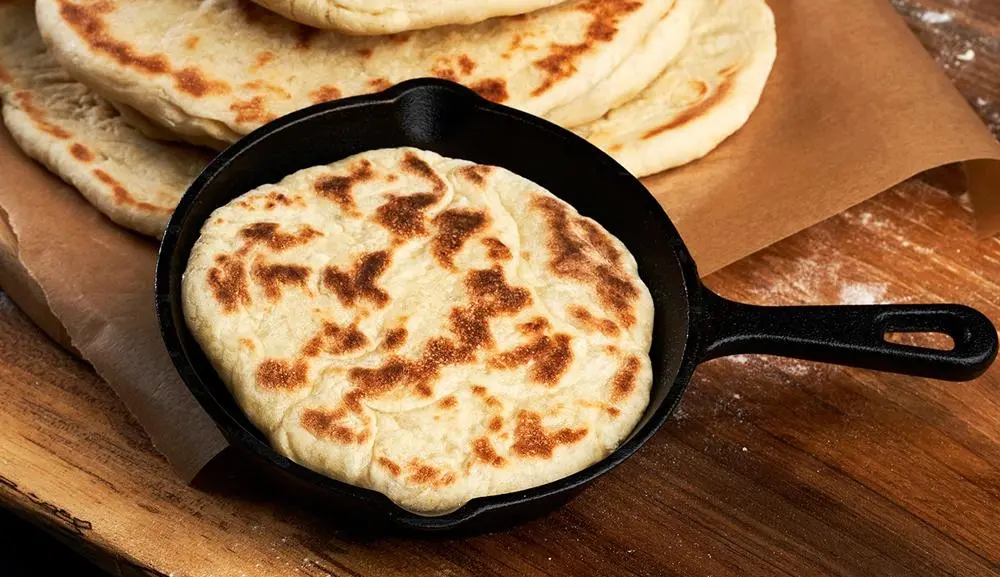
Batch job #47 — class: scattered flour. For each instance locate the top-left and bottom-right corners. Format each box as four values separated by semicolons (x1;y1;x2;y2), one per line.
970;96;1000;138
712;260;890;382
840;208;933;256
717;351;817;380
777;360;813;377
956;49;976;62
838;282;889;305
920;10;953;24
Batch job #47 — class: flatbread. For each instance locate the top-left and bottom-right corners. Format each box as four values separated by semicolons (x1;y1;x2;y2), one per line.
545;0;702;128
182;148;654;513
111;99;229;150
36;0;676;147
0;0;210;238
249;0;571;35
574;0;776;177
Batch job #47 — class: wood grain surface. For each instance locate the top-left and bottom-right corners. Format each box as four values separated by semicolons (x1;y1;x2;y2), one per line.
2;1;1000;576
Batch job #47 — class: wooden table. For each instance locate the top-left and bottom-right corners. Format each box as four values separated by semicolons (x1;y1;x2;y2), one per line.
3;2;1000;576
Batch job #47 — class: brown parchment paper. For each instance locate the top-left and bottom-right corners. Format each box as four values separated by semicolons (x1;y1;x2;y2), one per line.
643;0;1000;273
0;0;998;481
0;127;227;480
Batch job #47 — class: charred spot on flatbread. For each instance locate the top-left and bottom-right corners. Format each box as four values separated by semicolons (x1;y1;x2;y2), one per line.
530;0;643;96
314;159;374;214
610;355;641;402
302;321;368;357
207;253;251;313
533;195;639;327
511;410;587;458
432;209;490;269
255;358;309;391
373;193;438;241
239;222;322;251
301;408;369;443
251;260;311;300
321;251;391;308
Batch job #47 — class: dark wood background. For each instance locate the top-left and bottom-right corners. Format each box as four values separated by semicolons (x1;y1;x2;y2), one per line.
1;1;999;575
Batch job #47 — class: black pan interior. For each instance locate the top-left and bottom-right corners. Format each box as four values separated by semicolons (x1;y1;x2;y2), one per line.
156;79;705;529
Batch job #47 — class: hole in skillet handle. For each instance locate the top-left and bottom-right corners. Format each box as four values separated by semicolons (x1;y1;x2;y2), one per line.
883;331;955;351
698;289;998;381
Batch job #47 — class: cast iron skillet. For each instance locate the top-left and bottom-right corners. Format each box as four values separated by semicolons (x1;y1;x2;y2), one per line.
155;79;998;533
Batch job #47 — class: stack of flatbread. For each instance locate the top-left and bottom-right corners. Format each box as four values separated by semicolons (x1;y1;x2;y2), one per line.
0;0;776;238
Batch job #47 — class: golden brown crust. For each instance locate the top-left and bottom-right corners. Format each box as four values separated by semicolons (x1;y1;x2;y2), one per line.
207;254;251;313
383;327;408;351
533;195;638;327
314;160;373;214
373;193;438;241
13;91;71;138
321;251;391;309
569;305;620;337
251;261;311;301
431;209;490;270
470;78;509;103
531;0;643;96
512;411;587;458
458;165;493;187
610;355;641;402
472;437;506;468
302;321;368;357
301;408;369;444
239;222;323;251
489;333;573;386
256;359;309;391
69;143;94;161
642;77;735;139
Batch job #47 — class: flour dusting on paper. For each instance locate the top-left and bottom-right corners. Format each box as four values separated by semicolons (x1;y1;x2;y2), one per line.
919;10;953;24
956;49;975;62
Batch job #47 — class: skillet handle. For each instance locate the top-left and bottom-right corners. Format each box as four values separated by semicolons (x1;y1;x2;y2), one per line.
699;290;998;381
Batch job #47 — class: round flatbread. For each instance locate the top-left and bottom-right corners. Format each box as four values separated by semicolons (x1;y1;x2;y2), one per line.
111;99;228;150
182;148;654;513
36;0;675;147
545;0;702;128
249;0;570;35
574;0;776;177
0;0;209;238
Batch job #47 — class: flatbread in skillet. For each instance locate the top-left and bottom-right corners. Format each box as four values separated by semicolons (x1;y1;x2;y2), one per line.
0;0;210;238
574;0;776;177
36;0;676;147
182;148;654;513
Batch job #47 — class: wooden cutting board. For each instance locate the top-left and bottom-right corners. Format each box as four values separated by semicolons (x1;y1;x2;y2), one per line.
3;178;1000;577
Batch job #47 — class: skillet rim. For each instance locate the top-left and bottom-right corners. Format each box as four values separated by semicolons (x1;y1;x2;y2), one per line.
154;78;708;531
